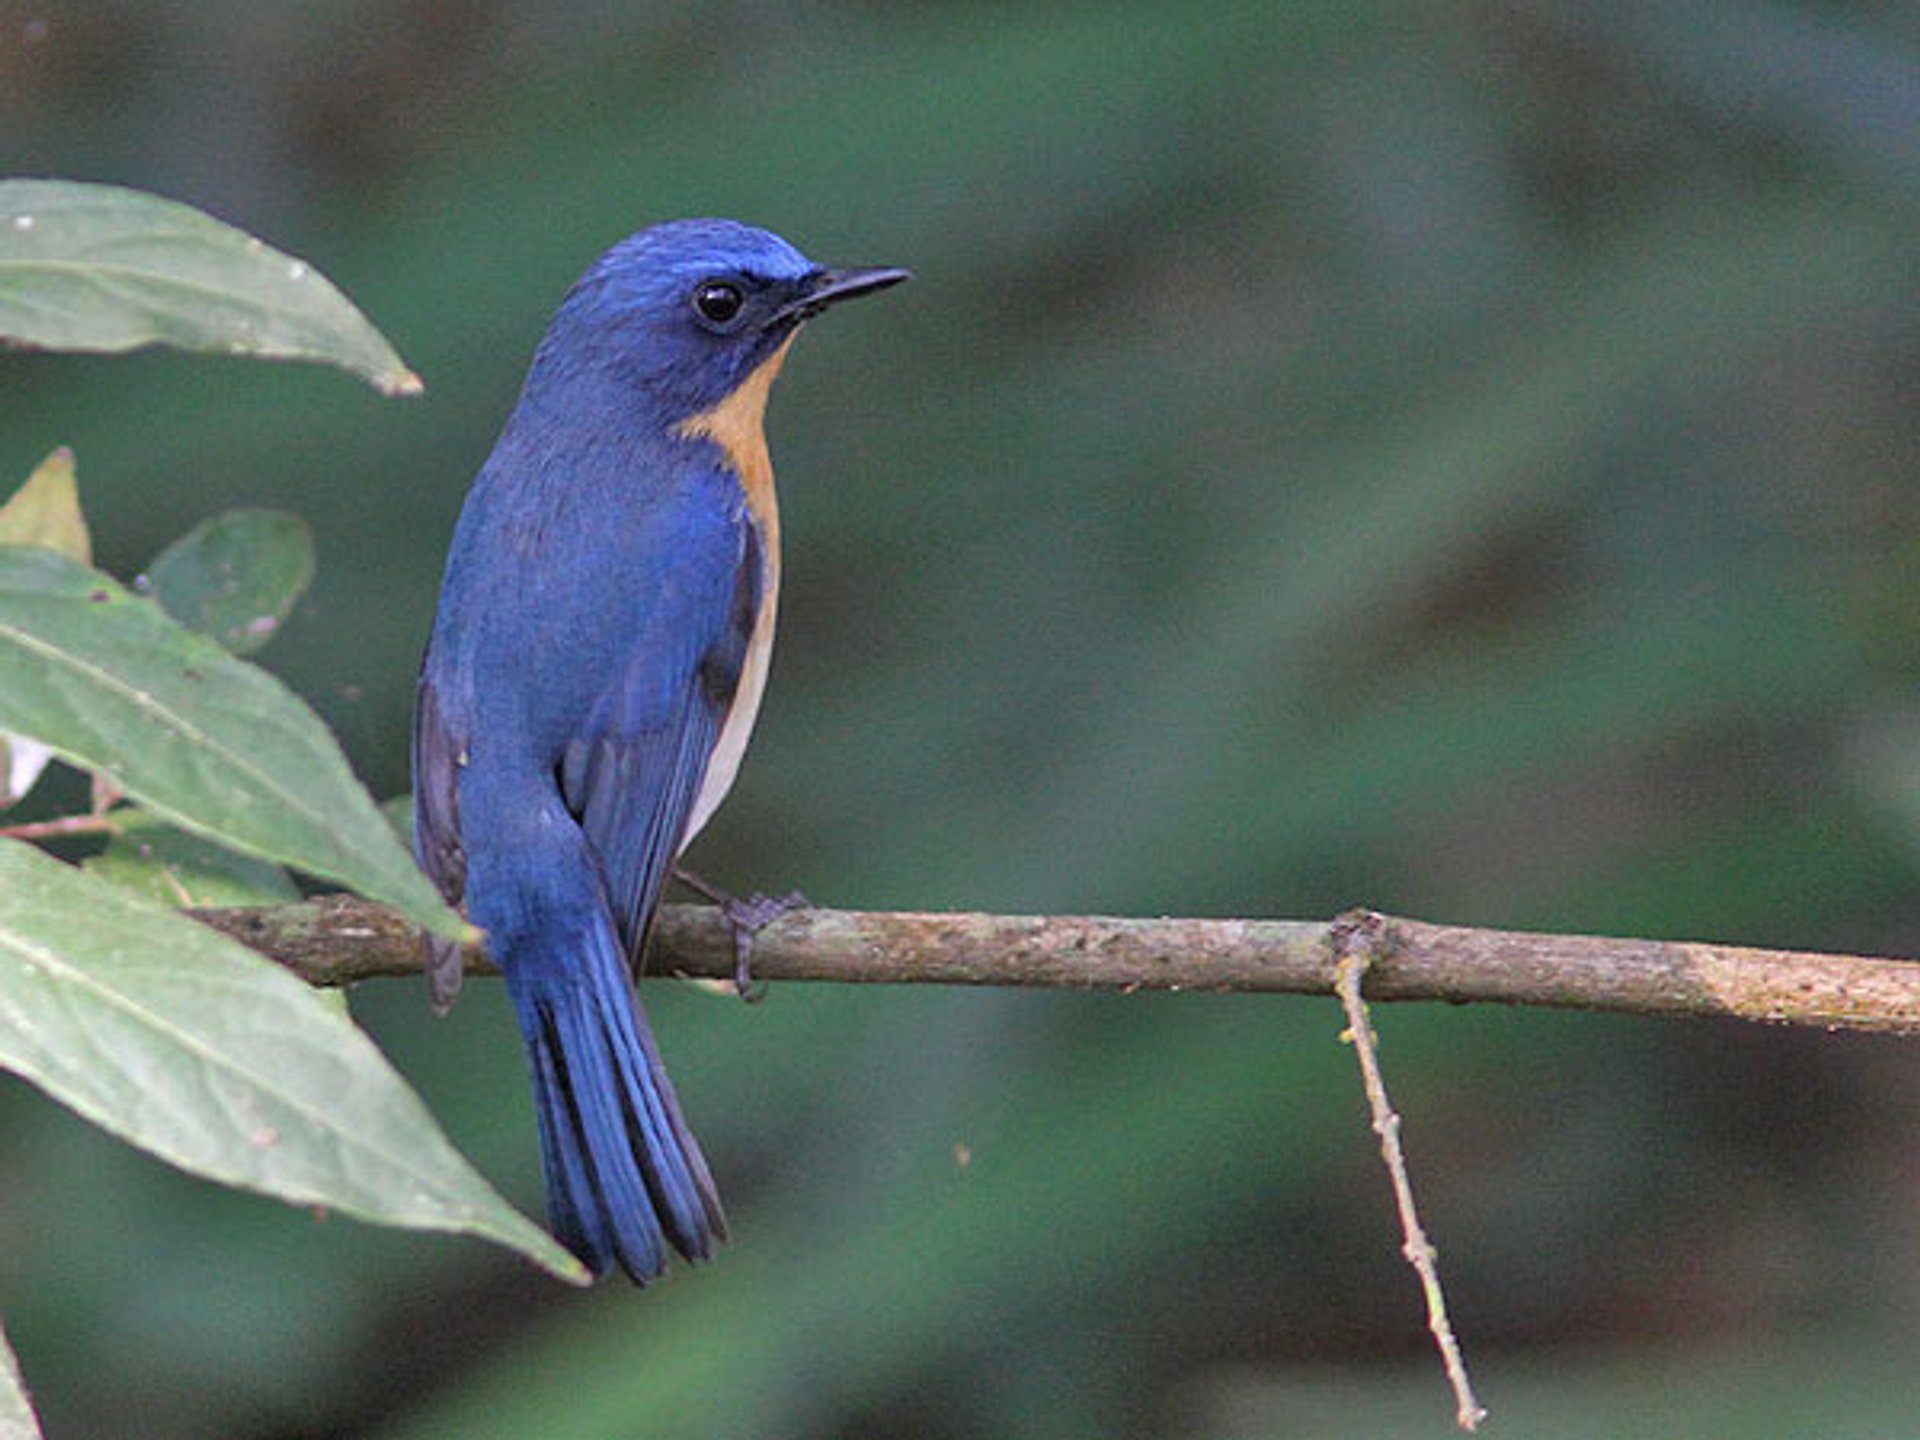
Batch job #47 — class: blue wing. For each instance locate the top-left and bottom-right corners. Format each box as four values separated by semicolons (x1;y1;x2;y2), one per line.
559;522;763;963
411;673;471;1008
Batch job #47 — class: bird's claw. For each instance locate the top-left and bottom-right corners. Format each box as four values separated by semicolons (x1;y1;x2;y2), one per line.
672;866;807;998
720;889;808;999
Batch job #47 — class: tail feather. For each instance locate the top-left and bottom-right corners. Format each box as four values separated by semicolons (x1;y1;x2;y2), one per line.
505;909;725;1282
526;1004;659;1279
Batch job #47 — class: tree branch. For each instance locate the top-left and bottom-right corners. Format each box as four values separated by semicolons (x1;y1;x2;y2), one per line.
191;897;1920;1034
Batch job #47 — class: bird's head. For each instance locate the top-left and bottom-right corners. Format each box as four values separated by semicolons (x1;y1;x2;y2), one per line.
531;218;908;423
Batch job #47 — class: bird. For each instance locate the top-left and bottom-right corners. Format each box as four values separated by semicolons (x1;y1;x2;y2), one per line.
411;219;908;1282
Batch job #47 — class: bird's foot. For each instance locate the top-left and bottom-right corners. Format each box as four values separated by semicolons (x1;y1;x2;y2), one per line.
672;867;809;998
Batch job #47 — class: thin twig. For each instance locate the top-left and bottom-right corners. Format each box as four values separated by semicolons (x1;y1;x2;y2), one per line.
188;896;1920;1037
1331;912;1485;1431
0;812;118;842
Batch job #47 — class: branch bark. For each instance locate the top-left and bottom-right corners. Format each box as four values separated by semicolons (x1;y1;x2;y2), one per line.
191;896;1920;1035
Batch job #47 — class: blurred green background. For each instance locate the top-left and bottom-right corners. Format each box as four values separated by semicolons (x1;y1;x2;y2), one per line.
8;1;1920;1435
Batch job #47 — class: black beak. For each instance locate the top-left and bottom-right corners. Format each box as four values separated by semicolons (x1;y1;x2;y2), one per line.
772;265;911;325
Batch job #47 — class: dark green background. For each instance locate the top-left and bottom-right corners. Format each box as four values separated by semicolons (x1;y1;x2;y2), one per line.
8;3;1920;1435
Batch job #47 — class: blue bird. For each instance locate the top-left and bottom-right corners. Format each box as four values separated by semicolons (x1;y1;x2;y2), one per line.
412;219;907;1282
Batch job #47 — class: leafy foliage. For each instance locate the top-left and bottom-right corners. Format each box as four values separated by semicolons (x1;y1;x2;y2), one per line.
0;184;584;1399
83;807;301;907
0;839;580;1281
146;508;316;657
0;449;84;807
0;448;87;564
0;545;458;933
0;181;421;395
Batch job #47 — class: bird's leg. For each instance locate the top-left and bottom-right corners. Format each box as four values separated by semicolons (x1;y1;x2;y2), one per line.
671;866;808;997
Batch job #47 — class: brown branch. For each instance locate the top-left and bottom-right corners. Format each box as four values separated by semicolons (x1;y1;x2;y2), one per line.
191;894;1914;1431
190;896;1920;1034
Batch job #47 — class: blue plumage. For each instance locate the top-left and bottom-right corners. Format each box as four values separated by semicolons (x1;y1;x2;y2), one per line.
413;220;906;1281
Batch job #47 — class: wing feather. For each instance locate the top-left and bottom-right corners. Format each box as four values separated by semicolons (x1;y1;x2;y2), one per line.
411;673;471;1008
559;538;762;966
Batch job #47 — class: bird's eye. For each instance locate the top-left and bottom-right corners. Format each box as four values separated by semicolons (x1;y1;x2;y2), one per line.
691;280;747;328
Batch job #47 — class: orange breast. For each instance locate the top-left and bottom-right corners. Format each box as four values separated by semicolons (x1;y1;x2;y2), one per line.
671;335;795;845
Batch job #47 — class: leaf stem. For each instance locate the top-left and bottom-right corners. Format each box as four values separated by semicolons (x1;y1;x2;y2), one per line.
0;811;118;841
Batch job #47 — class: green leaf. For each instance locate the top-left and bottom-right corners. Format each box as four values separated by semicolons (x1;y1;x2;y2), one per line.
145;509;315;656
0;180;423;396
380;791;416;846
0;547;465;939
0;447;90;563
0;449;88;805
0;839;585;1283
85;807;301;907
0;1323;43;1440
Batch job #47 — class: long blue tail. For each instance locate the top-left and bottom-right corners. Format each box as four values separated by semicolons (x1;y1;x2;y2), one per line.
496;894;726;1283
